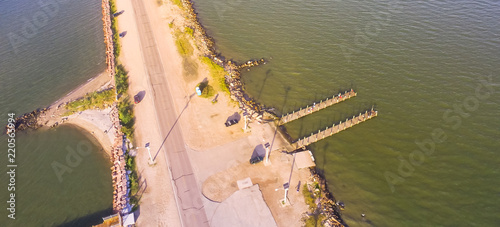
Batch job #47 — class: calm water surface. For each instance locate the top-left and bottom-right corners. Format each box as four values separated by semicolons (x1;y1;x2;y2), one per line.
0;0;112;226
193;0;500;226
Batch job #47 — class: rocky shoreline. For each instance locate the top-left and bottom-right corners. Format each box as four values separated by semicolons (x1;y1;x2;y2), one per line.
6;108;47;132
180;0;270;123
310;168;346;227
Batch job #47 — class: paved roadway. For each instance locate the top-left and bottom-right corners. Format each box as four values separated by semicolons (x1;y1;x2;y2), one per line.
130;0;209;226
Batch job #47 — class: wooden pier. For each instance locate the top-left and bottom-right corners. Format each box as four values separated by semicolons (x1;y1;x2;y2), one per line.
291;109;377;149
279;89;357;125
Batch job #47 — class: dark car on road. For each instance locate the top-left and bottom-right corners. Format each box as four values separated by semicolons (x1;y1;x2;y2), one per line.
134;94;141;104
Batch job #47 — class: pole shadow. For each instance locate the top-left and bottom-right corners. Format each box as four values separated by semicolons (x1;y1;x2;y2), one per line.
152;93;195;161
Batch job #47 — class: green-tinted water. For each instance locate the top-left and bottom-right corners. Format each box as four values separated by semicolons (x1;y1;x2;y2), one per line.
194;0;500;226
0;0;112;226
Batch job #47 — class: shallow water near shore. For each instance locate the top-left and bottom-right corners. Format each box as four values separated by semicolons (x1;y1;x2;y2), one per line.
0;0;112;225
193;0;500;226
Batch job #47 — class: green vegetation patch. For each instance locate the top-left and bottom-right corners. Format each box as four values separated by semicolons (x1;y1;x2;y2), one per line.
118;98;134;138
125;150;139;211
302;184;316;210
171;0;183;9
302;183;327;226
174;31;193;56
64;89;115;115
197;81;215;98
115;64;129;95
185;26;194;37
304;214;326;227
109;0;120;57
200;57;229;94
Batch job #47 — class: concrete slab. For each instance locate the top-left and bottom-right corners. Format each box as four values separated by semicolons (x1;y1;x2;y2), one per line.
237;177;253;190
211;184;277;227
295;150;316;169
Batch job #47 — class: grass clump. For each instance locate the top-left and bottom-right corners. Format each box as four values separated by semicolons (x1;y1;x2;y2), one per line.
64;89;115;115
174;31;193;56
304;214;326;227
185;26;194;37
303;184;316;210
200;57;229;94
171;0;183;9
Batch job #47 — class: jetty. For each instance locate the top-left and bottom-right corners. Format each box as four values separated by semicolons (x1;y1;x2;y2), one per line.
101;0;129;216
279;89;357;125
291;109;377;149
102;0;115;76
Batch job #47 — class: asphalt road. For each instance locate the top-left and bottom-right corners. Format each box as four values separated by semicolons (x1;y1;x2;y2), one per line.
130;0;209;226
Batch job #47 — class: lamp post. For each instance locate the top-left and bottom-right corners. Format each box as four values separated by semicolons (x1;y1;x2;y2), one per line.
145;142;155;164
283;182;289;205
264;142;271;166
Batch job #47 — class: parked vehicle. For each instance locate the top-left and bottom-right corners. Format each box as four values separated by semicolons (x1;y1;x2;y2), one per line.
225;119;238;127
134;94;141;104
249;156;263;164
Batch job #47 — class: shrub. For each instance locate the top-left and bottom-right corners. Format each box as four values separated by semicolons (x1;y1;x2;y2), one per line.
201;57;229;94
115;64;129;95
197;80;215;98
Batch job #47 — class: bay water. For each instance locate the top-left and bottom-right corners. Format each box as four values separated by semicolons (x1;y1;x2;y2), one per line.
0;0;112;226
193;0;500;226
